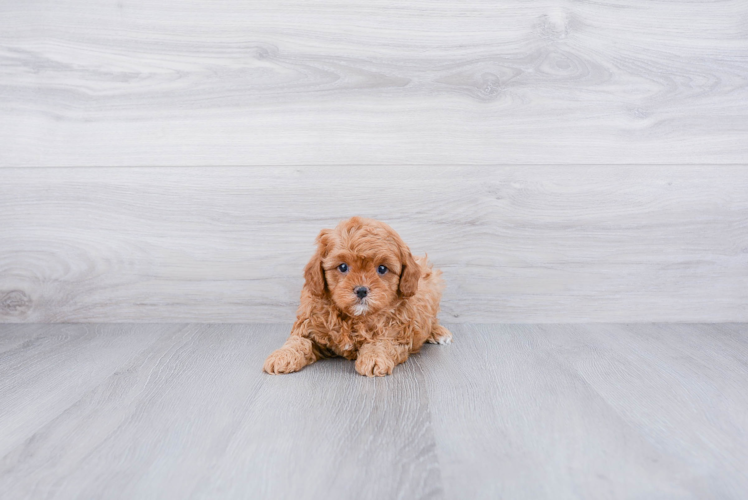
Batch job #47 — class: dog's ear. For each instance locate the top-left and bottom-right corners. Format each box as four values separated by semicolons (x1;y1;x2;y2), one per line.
398;246;421;298
304;229;331;297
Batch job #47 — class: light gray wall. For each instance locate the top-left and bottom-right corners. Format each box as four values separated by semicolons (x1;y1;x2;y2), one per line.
1;1;747;322
2;0;747;166
1;166;746;323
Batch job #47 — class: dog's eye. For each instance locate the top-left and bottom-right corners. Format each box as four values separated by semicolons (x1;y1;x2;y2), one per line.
377;265;388;275
337;263;348;273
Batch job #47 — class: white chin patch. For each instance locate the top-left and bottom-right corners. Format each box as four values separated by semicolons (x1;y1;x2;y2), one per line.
352;304;369;316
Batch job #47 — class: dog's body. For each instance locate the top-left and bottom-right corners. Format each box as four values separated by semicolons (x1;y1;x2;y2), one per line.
264;217;451;377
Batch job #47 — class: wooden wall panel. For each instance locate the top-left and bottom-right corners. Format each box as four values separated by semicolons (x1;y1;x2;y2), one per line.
1;166;746;323
1;0;747;166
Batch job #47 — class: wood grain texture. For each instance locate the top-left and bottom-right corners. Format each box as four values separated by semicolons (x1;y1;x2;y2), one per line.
0;323;442;500
1;323;747;499
1;165;746;323
0;324;181;458
1;0;748;166
418;323;748;499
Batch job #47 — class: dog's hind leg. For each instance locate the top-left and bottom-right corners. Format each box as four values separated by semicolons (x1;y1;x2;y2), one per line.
427;321;453;345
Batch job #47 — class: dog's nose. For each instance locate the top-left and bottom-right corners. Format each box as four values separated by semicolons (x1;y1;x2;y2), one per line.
355;287;368;299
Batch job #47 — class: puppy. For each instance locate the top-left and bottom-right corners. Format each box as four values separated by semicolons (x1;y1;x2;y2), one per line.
264;217;452;377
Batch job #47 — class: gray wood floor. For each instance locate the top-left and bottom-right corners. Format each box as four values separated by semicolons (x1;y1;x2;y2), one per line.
1;323;747;499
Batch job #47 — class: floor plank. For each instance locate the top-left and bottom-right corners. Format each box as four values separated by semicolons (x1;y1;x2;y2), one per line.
418;324;748;499
0;324;178;459
552;324;748;498
0;324;441;500
2;0;747;165
191;341;441;500
1;324;747;499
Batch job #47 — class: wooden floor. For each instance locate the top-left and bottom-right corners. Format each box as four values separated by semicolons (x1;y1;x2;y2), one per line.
1;324;747;499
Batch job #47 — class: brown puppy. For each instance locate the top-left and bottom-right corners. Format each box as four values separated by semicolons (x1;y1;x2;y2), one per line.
264;217;452;377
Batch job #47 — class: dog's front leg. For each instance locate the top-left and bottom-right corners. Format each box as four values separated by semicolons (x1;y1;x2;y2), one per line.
263;335;319;375
355;340;410;377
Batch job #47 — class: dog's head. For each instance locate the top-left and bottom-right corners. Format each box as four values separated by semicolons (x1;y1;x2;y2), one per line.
303;217;420;317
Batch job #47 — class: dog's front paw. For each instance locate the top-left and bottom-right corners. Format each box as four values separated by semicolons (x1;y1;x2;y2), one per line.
264;348;306;375
355;352;395;377
427;324;453;345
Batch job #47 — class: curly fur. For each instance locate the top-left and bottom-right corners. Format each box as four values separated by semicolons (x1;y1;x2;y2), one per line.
264;217;452;377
